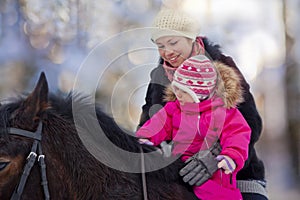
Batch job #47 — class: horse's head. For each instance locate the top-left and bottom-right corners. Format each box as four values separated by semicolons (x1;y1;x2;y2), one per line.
0;72;49;199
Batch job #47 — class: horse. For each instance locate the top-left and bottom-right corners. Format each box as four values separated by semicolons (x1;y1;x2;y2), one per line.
0;72;197;200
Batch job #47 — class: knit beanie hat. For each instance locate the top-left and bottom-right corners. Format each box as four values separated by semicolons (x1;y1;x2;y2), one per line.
151;8;200;42
172;55;217;103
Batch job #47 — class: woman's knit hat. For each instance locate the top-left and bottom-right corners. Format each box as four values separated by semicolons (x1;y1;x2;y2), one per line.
172;55;217;102
151;8;200;42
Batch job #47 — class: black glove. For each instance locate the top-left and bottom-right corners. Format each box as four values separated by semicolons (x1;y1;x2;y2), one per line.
179;141;222;186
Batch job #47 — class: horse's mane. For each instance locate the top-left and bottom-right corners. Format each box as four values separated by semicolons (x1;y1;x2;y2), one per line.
48;92;143;152
46;92;185;183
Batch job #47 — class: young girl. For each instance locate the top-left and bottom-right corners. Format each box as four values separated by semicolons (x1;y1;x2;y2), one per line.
136;55;251;200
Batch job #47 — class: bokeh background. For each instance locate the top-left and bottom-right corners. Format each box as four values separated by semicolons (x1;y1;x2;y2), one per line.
0;0;299;199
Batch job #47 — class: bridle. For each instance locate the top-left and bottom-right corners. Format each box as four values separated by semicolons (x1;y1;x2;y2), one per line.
7;121;50;200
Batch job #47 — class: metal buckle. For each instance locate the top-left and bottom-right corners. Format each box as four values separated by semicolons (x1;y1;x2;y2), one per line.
38;155;45;162
27;152;37;160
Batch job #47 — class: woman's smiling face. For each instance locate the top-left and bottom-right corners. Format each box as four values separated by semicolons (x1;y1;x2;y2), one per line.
155;36;194;68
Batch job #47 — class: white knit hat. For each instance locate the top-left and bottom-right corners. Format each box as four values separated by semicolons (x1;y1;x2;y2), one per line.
172;55;217;103
151;8;200;42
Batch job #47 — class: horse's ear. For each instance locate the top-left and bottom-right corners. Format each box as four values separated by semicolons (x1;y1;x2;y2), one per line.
23;72;49;118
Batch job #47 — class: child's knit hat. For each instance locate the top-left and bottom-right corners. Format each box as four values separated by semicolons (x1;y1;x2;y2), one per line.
151;8;200;42
172;55;217;102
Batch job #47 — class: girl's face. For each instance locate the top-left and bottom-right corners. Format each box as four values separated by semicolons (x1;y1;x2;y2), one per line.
155;36;194;68
172;85;195;105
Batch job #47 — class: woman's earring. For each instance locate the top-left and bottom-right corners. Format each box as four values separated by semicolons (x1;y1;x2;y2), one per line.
199;47;205;55
195;43;204;55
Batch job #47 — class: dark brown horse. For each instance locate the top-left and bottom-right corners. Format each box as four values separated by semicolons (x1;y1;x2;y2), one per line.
0;73;197;200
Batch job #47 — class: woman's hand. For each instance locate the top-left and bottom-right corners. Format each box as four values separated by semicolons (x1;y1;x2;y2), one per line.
216;155;236;174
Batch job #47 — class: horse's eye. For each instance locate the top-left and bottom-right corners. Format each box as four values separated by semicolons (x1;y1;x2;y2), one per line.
0;162;10;171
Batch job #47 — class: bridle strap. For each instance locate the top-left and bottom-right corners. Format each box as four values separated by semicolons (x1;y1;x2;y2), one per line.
9;125;42;141
11;141;38;200
9;122;50;200
38;143;50;199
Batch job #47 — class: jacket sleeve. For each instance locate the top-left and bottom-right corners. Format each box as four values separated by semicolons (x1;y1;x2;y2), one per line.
204;37;265;179
138;82;166;129
220;54;264;170
219;108;251;171
137;62;170;129
220;54;262;143
136;102;174;146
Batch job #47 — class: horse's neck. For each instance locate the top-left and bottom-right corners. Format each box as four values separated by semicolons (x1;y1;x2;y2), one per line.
43;122;116;198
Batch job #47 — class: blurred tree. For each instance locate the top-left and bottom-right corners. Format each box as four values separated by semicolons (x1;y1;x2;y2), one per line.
283;0;300;182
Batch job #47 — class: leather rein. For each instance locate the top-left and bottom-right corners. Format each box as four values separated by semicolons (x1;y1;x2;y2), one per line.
8;122;50;200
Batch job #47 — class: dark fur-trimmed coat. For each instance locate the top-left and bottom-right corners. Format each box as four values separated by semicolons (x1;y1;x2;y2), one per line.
138;37;265;181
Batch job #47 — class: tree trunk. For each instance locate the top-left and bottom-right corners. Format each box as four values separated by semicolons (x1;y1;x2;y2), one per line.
283;0;300;180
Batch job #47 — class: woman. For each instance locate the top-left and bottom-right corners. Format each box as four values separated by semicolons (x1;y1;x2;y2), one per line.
138;8;268;200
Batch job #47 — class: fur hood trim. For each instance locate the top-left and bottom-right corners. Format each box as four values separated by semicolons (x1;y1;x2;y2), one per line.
164;61;244;108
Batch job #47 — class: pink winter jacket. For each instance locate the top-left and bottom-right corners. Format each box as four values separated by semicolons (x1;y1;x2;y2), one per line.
136;98;250;199
137;97;250;166
136;61;252;199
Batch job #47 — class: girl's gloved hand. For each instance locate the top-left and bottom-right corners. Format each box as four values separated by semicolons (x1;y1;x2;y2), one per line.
216;155;236;174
